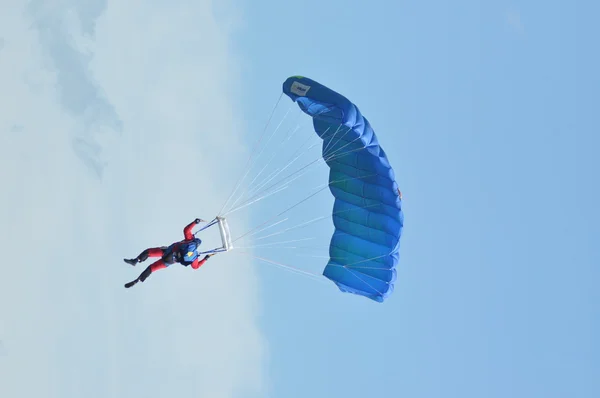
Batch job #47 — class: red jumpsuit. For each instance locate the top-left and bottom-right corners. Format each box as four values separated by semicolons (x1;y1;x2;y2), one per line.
124;219;211;288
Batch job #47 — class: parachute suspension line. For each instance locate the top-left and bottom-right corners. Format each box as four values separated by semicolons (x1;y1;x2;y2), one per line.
247;131;322;197
221;104;294;216
223;105;302;215
237;121;303;205
250;200;382;243
222;146;329;217
289;125;331;160
322;124;349;156
236;242;331;252
325;252;395;297
222;183;291;217
233;252;394;292
305;173;377;198
232;182;333;243
253;216;326;241
221;140;325;218
344;269;385;296
218;92;284;217
242;135;321;200
222;157;320;217
223;142;372;218
225;115;307;213
234;203;384;258
247;166;282;197
238;121;358;206
338;254;394;297
233;251;328;284
239;217;289;241
323;133;365;161
296;254;336;259
226;122;323;215
235;206;392;266
224;151;372;225
252;107;307;178
323;126;359;158
234;237;316;249
230;175;379;248
297;253;379;265
246;152;280;193
193;218;219;235
235;246;321;250
226;154;278;216
329;252;393;270
341;264;396;271
224;107;332;213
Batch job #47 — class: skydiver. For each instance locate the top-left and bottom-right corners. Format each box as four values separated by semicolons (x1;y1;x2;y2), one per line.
123;218;216;288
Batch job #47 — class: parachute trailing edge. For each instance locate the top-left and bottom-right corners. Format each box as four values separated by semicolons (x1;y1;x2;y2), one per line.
282;76;404;303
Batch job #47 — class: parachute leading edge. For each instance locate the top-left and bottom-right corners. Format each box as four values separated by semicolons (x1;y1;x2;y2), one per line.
282;76;404;303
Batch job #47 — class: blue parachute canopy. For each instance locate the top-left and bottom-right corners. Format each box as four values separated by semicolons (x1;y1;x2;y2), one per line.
283;76;404;303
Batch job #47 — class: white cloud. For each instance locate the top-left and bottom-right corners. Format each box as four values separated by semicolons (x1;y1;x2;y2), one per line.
0;1;266;397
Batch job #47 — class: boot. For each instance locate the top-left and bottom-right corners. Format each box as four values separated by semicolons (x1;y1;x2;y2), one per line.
124;258;139;266
124;279;139;288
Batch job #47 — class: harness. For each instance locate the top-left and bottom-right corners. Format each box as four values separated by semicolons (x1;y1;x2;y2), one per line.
163;238;202;266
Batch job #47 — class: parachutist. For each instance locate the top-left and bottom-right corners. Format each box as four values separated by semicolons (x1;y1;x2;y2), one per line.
123;218;216;288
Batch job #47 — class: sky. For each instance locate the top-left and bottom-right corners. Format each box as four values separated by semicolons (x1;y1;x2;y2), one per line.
1;1;599;398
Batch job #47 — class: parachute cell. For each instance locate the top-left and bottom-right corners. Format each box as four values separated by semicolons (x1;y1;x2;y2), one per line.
282;76;404;302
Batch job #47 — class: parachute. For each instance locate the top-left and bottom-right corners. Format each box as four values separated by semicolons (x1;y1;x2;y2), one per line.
282;76;404;302
217;76;403;303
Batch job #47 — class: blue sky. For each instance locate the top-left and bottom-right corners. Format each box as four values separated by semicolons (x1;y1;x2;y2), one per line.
1;1;598;398
231;1;599;397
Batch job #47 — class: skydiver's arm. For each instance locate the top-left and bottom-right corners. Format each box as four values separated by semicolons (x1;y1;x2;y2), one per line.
183;219;202;240
191;255;211;270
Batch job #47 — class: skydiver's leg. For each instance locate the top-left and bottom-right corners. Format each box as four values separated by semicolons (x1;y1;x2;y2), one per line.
124;259;168;288
124;247;166;265
138;247;165;262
